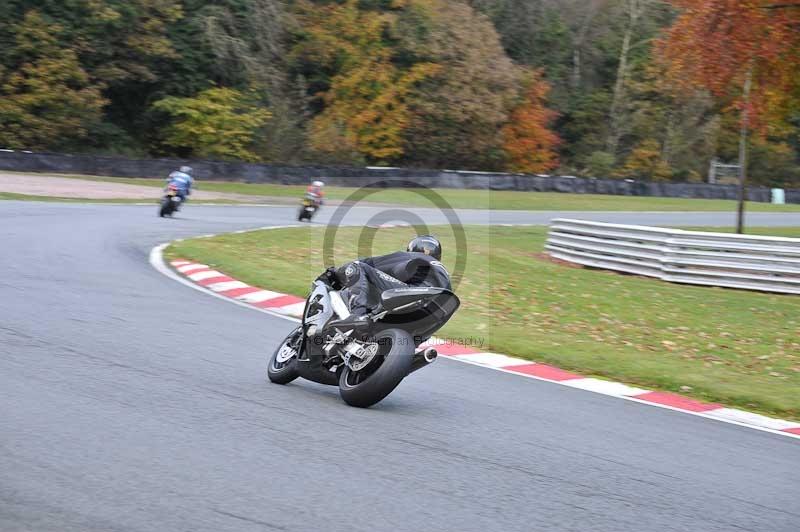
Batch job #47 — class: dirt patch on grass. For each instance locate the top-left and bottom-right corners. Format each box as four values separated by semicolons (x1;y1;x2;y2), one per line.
0;172;277;202
533;251;587;269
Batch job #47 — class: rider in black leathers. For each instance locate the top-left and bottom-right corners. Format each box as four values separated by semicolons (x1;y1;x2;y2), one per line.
321;235;450;326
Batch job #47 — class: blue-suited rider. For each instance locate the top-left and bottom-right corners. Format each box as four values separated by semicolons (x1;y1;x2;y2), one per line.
166;166;194;209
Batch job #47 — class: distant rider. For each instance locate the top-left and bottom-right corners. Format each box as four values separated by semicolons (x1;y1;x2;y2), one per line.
166;166;194;208
305;180;325;206
322;235;451;328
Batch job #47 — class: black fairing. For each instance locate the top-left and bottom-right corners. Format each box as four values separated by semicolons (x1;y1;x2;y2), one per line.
378;287;460;343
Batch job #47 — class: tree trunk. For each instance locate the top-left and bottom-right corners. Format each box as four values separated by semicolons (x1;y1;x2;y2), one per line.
571;48;582;90
606;0;643;156
661;111;676;166
570;1;603;90
736;68;753;234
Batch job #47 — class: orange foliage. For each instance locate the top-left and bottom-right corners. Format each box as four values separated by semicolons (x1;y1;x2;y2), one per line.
502;73;561;173
310;58;440;162
299;0;440;163
657;0;800;132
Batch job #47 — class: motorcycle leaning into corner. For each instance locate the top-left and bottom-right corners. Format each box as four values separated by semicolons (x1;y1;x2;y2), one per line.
267;273;460;407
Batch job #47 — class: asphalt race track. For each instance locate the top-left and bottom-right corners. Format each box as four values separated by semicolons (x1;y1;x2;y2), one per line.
2;201;799;532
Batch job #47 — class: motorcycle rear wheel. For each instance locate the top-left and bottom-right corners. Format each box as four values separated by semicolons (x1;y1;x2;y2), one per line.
338;328;414;408
267;327;302;384
159;197;172;217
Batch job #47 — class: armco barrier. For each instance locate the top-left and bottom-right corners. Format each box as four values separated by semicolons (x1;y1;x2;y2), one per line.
1;149;797;202
546;219;800;295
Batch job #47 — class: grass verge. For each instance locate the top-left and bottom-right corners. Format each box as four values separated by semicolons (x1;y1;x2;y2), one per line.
47;172;800;212
166;224;800;421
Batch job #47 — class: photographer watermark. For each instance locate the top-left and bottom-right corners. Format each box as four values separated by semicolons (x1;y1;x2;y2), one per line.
307;179;473;334
321;180;467;290
310;334;485;350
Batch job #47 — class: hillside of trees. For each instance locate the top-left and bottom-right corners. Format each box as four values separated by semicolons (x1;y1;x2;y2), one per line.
1;0;798;186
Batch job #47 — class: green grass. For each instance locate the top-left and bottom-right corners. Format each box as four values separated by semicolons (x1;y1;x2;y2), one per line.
166;224;800;420
45;172;800;211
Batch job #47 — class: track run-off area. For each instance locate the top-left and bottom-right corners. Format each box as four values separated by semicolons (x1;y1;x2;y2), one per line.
2;201;799;532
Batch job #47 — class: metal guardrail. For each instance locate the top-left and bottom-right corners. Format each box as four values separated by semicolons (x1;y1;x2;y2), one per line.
546;219;800;295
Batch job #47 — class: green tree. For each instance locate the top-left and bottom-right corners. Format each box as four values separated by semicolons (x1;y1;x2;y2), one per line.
1;1;186;153
199;0;309;162
626;64;718;182
152;86;270;161
583;151;616;177
469;1;571;88
0;11;107;150
559;90;612;169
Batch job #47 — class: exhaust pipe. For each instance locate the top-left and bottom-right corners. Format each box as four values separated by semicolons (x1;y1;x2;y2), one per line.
409;347;438;374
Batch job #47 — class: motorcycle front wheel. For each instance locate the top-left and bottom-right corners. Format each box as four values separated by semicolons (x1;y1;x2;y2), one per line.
338;328;414;408
267;326;302;384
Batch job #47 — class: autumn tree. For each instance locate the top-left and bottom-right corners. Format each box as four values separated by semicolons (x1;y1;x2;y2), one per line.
293;0;519;169
153;87;270;161
475;0;681;176
658;0;800;230
293;0;441;164
309;59;440;163
401;0;521;170
0;11;107;150
0;0;797;181
617;138;672;181
658;0;800;132
0;1;186;151
502;72;561;173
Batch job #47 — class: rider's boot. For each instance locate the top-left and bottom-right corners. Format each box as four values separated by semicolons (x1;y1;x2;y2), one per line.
328;306;370;331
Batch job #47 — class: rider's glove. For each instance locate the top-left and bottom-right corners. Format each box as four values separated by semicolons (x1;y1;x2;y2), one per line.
317;266;341;289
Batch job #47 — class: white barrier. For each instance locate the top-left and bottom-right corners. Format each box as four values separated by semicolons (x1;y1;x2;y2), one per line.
546;219;800;295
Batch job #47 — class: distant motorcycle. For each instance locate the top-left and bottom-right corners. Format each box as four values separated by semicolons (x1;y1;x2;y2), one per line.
268;278;460;407
159;184;182;217
297;193;320;222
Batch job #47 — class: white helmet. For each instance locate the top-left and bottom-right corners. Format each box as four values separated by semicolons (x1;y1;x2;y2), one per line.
179;166;193;175
312;180;324;187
